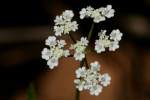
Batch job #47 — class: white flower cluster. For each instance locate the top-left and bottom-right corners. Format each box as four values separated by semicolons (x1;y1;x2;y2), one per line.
54;10;78;36
41;36;70;69
95;29;123;53
70;37;89;61
79;5;115;23
74;61;111;96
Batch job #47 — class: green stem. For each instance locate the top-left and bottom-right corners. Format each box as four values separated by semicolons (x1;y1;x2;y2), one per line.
88;23;95;41
27;83;36;100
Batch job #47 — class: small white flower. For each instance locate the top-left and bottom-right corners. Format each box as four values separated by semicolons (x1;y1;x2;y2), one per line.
63;21;78;34
74;52;85;61
45;36;57;47
91;9;105;23
90;84;103;96
74;61;111;96
42;37;70;69
57;40;66;48
54;26;64;36
74;79;85;91
54;10;78;36
93;15;105;23
79;5;114;23
71;37;89;61
80;37;89;46
62;10;74;21
86;6;94;16
63;50;70;57
75;67;87;78
109;41;119;51
90;61;101;72
47;57;58;69
101;5;115;18
41;48;51;60
95;29;123;53
54;16;64;25
110;29;123;41
95;40;106;53
100;73;111;87
79;8;87;19
98;30;107;37
70;21;78;32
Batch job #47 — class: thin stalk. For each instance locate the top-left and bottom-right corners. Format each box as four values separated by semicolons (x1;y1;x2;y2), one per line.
69;34;76;43
88;23;95;41
84;56;89;68
75;89;80;100
27;83;36;100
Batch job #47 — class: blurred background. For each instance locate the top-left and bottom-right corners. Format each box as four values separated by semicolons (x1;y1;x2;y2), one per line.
0;0;150;100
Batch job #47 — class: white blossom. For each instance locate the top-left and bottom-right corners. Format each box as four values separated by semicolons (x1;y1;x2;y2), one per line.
100;73;111;87
101;5;115;18
71;37;89;61
45;36;57;47
74;52;85;61
110;29;123;41
86;6;94;16
109;41;119;51
90;61;101;72
62;10;74;21
95;30;123;53
79;5;115;23
95;40;106;53
91;9;105;23
74;79;85;91
80;37;89;46
54;10;78;36
79;8;87;19
90;84;103;96
54;16;64;25
41;36;70;69
54;26;64;36
63;50;70;57
75;67;87;78
74;61;111;96
47;57;58;69
41;48;51;60
57;40;66;48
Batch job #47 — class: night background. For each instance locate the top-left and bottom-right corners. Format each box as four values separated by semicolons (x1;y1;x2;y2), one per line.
0;0;150;100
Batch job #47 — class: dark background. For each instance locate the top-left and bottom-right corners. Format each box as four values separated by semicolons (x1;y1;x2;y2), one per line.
0;0;150;100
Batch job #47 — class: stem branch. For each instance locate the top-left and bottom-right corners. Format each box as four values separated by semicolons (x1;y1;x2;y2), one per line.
88;23;95;41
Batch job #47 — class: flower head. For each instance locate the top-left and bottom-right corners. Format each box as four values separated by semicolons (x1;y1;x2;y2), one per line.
100;73;111;87
74;61;111;96
71;37;89;61
79;5;115;23
54;10;78;36
110;29;123;41
95;29;123;53
100;5;115;18
41;36;70;69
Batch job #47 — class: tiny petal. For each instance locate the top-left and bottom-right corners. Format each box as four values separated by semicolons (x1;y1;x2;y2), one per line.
45;36;57;46
90;61;101;71
74;52;85;61
110;29;123;41
47;57;58;69
41;48;51;60
100;73;111;87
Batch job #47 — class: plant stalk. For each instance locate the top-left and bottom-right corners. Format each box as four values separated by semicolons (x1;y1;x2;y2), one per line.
27;83;36;100
88;23;95;41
